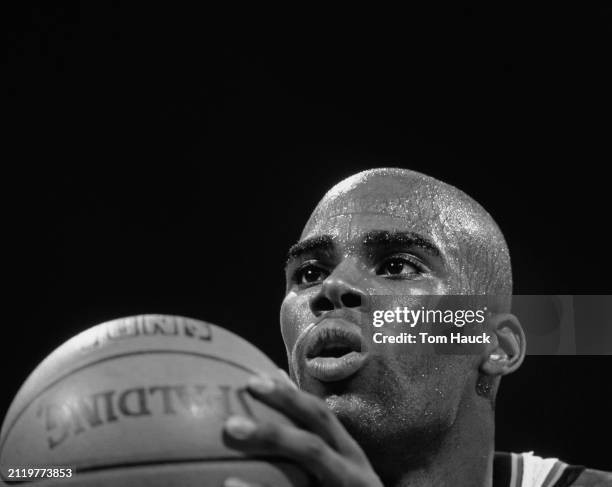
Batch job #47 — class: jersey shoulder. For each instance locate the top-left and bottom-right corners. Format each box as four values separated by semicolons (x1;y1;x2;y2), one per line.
494;452;610;487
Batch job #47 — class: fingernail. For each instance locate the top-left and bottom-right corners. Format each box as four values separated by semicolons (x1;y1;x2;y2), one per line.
225;415;257;439
248;374;275;394
224;478;252;487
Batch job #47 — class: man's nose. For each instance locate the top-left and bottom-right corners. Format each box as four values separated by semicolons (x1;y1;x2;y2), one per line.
309;261;368;316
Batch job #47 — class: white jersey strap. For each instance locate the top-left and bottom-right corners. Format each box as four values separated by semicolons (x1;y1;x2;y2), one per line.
494;451;585;487
511;452;577;487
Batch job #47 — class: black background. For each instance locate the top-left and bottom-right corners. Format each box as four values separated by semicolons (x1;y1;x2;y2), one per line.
3;5;611;470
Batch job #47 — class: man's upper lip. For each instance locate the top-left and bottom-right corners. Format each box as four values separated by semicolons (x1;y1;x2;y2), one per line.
313;310;361;329
304;316;365;359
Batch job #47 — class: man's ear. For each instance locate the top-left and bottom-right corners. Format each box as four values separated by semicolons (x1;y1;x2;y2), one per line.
480;313;526;376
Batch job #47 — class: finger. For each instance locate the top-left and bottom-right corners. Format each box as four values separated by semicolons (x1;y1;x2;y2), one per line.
277;368;298;389
246;374;367;461
224;477;268;487
224;414;349;483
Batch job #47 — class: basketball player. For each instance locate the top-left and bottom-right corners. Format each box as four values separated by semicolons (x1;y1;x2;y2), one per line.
222;169;611;487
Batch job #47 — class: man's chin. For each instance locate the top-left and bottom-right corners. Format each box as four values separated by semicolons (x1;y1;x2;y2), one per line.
324;391;383;422
296;373;386;429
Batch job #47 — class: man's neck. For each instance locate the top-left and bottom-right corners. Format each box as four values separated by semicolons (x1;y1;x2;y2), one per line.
372;402;495;487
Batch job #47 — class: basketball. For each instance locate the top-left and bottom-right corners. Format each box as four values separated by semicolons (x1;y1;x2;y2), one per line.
0;315;310;486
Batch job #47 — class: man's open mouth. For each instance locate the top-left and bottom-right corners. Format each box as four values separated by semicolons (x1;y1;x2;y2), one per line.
303;323;368;382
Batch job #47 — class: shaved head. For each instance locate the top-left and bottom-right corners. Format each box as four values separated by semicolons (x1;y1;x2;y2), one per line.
303;168;512;307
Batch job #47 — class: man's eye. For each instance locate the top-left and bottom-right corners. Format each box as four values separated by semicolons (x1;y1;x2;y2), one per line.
295;264;329;285
377;257;421;277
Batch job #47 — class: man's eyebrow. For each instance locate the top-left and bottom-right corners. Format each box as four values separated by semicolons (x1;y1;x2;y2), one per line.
286;235;335;263
362;230;441;257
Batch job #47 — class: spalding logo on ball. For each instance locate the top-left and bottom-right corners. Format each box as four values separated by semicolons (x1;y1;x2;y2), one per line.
0;315;309;486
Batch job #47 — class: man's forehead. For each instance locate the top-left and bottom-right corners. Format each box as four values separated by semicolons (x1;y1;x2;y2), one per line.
301;211;441;245
312;195;432;221
318;173;435;213
301;183;445;243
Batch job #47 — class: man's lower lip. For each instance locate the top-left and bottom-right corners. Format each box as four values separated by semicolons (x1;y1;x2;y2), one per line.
304;352;368;382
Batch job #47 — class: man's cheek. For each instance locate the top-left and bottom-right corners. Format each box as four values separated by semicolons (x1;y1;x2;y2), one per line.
280;292;312;352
